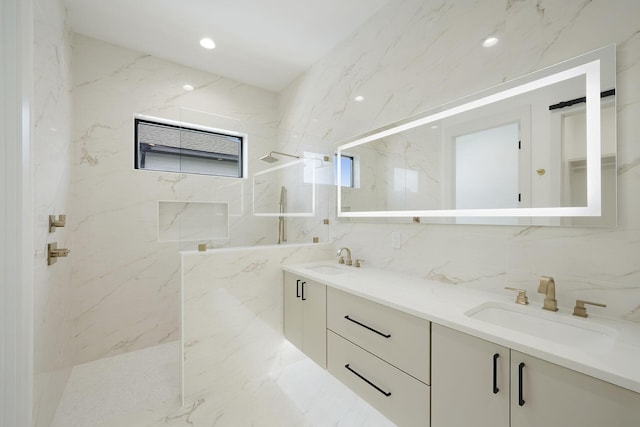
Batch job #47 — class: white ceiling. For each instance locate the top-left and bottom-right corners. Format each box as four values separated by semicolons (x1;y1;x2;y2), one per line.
63;0;390;92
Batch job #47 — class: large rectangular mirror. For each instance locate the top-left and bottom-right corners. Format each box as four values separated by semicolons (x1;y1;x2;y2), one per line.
337;45;616;226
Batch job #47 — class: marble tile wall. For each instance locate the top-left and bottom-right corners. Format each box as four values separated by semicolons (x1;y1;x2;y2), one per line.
157;201;229;242
181;243;334;404
69;35;285;364
278;0;640;321
48;3;640;419
32;0;74;426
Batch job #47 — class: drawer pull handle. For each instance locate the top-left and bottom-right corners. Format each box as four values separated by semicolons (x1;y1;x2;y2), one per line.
492;353;499;394
345;364;392;397
301;281;306;301
344;315;391;338
518;362;526;406
296;279;300;298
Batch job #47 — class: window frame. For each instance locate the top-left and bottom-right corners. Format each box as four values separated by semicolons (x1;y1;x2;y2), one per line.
336;153;355;188
133;115;248;178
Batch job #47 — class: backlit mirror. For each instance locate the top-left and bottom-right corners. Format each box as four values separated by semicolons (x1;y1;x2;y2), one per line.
337;45;616;226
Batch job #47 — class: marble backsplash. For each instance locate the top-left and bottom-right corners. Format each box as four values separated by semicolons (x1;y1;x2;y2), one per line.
277;0;640;322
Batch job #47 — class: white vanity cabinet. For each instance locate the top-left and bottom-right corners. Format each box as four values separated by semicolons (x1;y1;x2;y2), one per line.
431;324;509;427
327;287;431;427
328;331;430;427
283;272;326;368
327;287;430;384
432;324;640;427
510;350;640;427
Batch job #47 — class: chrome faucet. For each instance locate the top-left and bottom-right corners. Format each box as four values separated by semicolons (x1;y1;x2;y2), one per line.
537;276;558;312
337;247;352;266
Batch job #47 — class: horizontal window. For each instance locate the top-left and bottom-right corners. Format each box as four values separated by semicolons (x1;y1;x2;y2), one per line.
134;118;244;178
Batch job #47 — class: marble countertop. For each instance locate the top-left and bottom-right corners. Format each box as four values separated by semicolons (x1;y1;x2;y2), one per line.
283;261;640;394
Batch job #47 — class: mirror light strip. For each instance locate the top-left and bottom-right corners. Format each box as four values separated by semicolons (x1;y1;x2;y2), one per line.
337;60;602;218
585;61;602;217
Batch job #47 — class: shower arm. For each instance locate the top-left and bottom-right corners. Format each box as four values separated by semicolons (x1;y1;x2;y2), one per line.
269;151;299;159
259;151;331;164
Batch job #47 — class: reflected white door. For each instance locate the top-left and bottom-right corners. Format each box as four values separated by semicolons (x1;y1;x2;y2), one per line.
454;122;520;224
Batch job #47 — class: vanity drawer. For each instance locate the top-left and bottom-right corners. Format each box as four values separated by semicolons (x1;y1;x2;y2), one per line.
328;331;430;427
327;287;430;384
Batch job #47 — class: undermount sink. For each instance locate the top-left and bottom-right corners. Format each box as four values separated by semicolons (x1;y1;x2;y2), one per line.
306;265;349;275
466;302;617;351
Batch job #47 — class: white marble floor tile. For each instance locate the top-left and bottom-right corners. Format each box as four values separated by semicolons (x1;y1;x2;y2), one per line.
53;339;394;426
52;341;181;427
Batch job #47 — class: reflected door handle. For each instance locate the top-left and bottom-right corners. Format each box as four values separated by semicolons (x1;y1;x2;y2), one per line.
518;362;526;406
492;353;500;394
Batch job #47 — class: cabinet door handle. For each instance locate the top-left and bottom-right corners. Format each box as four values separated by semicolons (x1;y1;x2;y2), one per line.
344;315;391;338
493;353;500;394
345;364;391;397
301;281;306;301
518;362;526;406
296;279;300;298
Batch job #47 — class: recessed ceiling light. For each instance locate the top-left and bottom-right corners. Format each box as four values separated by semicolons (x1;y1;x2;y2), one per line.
200;37;216;49
182;84;194;91
482;36;499;48
354;95;365;102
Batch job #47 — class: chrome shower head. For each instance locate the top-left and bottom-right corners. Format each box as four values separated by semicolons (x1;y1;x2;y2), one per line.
259;151;299;163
